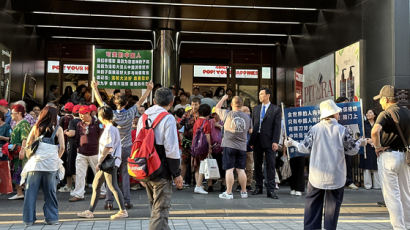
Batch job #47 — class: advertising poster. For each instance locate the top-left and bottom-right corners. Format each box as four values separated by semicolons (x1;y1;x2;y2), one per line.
335;41;361;101
94;49;152;89
284;101;364;157
302;54;335;106
294;67;303;107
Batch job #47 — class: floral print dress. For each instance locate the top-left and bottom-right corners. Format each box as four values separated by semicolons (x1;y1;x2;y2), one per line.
10;120;30;185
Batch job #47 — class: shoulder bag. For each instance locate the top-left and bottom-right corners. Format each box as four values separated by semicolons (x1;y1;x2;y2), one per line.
26;125;59;158
100;154;116;172
387;110;410;166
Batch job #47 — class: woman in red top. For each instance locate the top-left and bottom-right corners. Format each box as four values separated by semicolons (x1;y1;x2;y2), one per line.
192;104;212;195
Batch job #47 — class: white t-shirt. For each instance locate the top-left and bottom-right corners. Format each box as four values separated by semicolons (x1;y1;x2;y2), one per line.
99;124;122;167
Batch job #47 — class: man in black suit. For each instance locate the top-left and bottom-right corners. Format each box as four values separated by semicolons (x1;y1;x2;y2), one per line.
250;88;281;199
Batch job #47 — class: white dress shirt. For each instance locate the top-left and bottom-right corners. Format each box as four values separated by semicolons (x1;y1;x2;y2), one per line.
136;105;180;160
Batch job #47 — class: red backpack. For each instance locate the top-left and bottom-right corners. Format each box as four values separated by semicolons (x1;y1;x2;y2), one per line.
127;112;168;181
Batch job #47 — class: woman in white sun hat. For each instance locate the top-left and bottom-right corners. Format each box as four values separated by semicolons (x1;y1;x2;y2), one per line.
285;99;366;230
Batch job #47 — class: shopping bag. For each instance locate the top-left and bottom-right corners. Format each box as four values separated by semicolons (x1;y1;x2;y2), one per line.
203;158;220;180
280;155;292;180
0;161;13;194
199;160;206;174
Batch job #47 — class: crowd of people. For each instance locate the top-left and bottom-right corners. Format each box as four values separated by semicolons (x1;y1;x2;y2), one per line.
0;83;408;230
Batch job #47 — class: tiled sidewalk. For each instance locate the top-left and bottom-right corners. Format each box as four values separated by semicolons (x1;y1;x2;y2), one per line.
0;217;393;230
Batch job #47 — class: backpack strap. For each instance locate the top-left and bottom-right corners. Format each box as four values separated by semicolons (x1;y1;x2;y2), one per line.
151;112;169;128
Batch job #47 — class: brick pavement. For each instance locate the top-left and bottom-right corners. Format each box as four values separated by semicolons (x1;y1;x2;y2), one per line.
0;185;393;229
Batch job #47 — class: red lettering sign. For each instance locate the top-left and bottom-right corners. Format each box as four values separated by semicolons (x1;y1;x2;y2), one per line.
106;52;111;57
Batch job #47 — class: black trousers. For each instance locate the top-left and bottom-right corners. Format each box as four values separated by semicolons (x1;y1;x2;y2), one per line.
345;155;353;186
304;182;344;230
290;156;305;192
253;142;276;192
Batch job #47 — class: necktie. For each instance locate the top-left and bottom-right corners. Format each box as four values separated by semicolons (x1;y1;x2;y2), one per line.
261;105;266;119
259;105;266;132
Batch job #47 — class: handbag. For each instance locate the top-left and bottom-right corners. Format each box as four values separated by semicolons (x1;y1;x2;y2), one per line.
100;154;116;172
27;125;59;158
388;110;410;166
25;139;40;159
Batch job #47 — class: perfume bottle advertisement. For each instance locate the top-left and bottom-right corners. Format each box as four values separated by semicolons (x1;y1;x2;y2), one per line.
335;41;361;102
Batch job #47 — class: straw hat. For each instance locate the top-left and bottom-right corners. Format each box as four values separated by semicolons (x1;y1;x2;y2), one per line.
319;99;342;119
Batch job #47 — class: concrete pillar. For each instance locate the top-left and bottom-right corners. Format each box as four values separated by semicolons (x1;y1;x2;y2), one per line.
362;0;410;109
153;29;178;88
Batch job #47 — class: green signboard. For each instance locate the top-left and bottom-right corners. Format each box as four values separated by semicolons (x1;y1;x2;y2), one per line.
94;49;152;89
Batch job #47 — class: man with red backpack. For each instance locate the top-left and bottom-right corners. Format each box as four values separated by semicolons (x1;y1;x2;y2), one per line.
135;87;182;230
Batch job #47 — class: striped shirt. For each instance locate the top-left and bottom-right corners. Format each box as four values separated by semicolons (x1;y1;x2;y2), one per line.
111;104;138;148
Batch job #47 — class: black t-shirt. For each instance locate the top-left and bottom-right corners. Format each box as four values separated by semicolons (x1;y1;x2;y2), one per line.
375;104;410;149
68;118;81;141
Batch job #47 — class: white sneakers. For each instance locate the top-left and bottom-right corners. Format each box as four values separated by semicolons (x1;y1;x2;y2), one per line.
290;190;303;196
58;185;72;193
347;183;359;190
240;191;248;198
8;194;24;200
218;191;247;199
219;192;233;199
194;186;208;194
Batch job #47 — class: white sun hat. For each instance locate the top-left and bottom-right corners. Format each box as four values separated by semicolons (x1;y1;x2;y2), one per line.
319;99;342;120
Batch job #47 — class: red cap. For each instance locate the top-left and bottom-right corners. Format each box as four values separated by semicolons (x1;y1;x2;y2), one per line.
64;102;75;112
89;104;98;112
78;105;90;114
72;105;81;114
0;99;8;107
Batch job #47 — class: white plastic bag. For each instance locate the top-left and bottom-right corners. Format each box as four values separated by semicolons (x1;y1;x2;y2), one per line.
199;160;206;174
203;158;220;180
280;155;292;181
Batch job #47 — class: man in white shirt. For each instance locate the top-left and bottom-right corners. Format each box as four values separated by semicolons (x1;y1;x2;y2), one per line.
136;87;183;230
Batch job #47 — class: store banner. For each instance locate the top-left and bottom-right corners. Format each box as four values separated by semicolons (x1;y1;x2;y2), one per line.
4;64;10;74
47;61;60;73
94;49;152;89
193;65;260;79
63;64;89;74
294;67;303;107
303;54;335;106
193;65;228;78
235;69;258;79
335;41;361;101
284;101;364;156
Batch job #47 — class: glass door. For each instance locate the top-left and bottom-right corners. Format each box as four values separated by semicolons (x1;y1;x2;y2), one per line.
232;65;261;110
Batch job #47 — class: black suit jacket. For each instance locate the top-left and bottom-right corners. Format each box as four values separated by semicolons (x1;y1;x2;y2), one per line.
250;103;282;149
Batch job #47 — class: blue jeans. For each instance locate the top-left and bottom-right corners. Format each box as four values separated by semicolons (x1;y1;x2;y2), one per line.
23;171;59;224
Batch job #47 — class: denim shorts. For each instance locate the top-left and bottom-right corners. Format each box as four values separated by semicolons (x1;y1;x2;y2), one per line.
222;147;247;170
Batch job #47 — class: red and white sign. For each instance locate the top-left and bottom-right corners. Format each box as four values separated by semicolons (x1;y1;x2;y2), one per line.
235;69;258;79
47;61;89;74
47;61;60;73
194;65;229;78
294;67;303;107
4;64;10;74
194;65;259;79
63;64;89;74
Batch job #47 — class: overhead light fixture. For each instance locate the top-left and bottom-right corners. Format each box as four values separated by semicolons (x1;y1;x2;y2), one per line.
181;31;288;37
51;36;152;45
73;0;318;11
180;41;278;46
32;11;301;25
33;24;151;32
